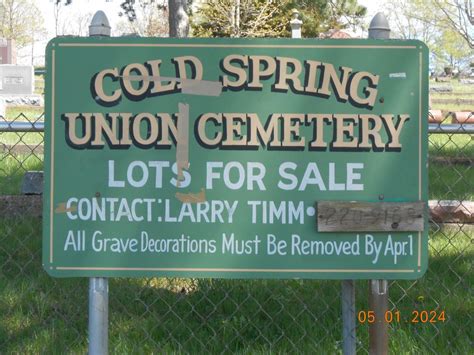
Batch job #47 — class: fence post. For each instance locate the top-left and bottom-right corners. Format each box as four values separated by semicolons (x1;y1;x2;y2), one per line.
368;12;391;40
290;9;360;354
369;279;388;354
290;10;357;354
88;277;109;354
368;12;390;355
88;10;111;355
335;10;358;355
341;280;356;354
290;9;302;39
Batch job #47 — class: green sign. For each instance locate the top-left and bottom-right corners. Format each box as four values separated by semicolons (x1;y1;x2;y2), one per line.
43;37;428;279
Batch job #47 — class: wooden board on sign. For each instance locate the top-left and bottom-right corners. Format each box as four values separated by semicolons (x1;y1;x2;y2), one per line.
317;201;425;232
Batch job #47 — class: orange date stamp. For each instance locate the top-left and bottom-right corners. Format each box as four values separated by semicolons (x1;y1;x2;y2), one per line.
357;310;446;324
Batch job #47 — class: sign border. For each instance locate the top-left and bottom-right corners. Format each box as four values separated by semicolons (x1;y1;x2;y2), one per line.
45;39;428;277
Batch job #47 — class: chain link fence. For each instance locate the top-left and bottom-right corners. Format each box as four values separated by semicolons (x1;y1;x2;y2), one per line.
0;109;472;353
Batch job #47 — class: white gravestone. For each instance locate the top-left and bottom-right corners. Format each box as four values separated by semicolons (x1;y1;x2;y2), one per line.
0;65;34;95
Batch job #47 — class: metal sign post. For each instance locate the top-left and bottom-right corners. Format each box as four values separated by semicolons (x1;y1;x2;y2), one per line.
43;8;427;355
88;11;111;355
368;13;391;355
342;13;394;354
342;280;356;355
88;277;108;355
369;279;388;354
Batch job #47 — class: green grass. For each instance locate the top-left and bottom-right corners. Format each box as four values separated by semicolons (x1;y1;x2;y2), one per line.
0;131;44;146
1;148;471;200
5;106;44;122
431;103;473;112
0;219;471;352
0;105;45;196
1;106;44;147
428;133;473;200
0;80;471;352
430;79;474;94
35;75;45;95
429;163;474;200
0;154;43;195
429;134;473;157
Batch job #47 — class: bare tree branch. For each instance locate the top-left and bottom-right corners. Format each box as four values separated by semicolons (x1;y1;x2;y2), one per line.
432;0;473;48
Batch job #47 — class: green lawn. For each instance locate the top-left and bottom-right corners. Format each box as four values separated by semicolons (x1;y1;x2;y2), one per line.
0;106;44;148
429;163;474;200
0;132;44;147
0;154;43;195
428;133;473;200
35;74;45;95
430;79;474;112
0;81;471;352
429;134;473;157
0;219;471;353
4;106;44;122
1;137;471;200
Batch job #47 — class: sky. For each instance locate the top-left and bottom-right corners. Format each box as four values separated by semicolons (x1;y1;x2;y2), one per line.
20;0;383;65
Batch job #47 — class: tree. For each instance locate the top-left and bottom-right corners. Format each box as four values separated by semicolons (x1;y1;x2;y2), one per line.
385;0;472;72
54;0;188;37
331;0;368;32
191;0;367;38
192;0;288;38
384;0;439;44
282;0;367;37
60;11;95;36
59;0;369;39
386;0;472;48
169;0;189;37
431;28;472;70
28;12;48;65
56;0;189;37
117;0;168;37
117;0;189;37
432;0;473;48
0;0;46;48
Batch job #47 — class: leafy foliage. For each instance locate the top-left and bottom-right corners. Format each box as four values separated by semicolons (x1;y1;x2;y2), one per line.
286;0;367;38
432;0;473;48
192;0;367;38
0;0;46;48
385;0;473;71
192;0;288;38
119;0;166;22
117;0;168;36
53;0;367;39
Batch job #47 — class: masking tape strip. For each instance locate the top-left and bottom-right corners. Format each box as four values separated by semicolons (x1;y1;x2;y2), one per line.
175;189;206;203
121;75;222;96
54;202;76;214
176;103;189;184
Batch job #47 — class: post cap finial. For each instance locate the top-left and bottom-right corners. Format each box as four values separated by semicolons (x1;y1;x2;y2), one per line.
368;12;390;39
290;9;302;25
89;10;111;37
291;9;302;22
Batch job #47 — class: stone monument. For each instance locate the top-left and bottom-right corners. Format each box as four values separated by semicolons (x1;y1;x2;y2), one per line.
0;38;16;64
0;38;34;96
0;65;34;95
